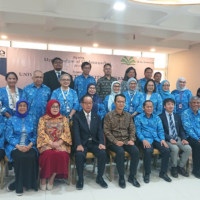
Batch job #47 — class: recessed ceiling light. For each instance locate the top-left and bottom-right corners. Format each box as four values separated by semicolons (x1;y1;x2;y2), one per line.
151;48;155;52
113;2;126;11
93;43;98;47
1;35;7;39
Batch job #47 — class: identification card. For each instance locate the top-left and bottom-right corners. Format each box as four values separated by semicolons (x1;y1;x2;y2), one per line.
179;103;183;109
66;106;70;113
129;106;133;113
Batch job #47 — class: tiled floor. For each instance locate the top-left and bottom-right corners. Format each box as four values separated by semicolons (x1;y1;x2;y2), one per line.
0;158;199;200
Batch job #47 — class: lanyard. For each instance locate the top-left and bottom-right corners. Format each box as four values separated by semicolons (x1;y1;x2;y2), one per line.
61;88;69;105
128;91;136;106
179;91;184;102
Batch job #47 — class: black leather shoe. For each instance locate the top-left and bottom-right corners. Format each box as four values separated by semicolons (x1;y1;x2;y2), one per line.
96;176;108;188
7;182;15;192
159;173;172;182
171;167;178;178
144;175;150;183
119;177;126;188
178;166;189;177
192;170;200;179
76;177;84;190
128;176;140;188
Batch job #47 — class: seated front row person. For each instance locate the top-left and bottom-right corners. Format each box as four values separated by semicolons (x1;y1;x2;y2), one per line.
181;96;200;179
159;98;191;178
135;100;171;184
104;94;140;189
37;100;72;191
6;100;38;196
73;95;108;190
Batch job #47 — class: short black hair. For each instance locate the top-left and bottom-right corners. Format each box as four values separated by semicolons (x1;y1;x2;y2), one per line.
81;62;91;69
163;98;175;106
103;63;112;68
80;94;93;103
143;100;153;107
144;67;153;73
114;94;126;102
154;72;162;77
5;72;18;81
51;57;63;64
144;79;157;93
123;67;137;81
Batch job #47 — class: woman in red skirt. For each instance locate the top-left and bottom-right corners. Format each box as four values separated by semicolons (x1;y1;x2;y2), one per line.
37;99;72;191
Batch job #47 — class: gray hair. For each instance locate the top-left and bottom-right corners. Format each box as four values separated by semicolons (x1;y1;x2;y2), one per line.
32;70;43;77
190;96;200;103
60;73;71;81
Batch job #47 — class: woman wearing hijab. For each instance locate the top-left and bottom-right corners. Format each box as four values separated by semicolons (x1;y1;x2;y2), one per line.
121;67;142;93
51;74;79;121
37;99;72;191
5;99;38;196
123;78;144;118
171;78;193;115
0;72;22;119
143;79;163;115
160;80;176;113
79;83;106;120
104;81;121;112
196;88;200;98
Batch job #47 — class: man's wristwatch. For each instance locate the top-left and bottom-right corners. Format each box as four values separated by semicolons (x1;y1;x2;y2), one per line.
67;115;71;120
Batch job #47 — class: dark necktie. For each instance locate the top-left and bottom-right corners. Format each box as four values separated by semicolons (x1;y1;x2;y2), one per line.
57;72;61;81
86;114;90;129
169;114;178;141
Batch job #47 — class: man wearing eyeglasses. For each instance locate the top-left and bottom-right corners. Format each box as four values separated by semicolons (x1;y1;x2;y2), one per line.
22;70;51;129
43;57;74;93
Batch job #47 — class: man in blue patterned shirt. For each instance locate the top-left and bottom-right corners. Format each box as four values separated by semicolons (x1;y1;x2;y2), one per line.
138;67;153;93
135;100;171;183
181;96;200;178
22;70;51;128
74;62;96;100
154;72;162;93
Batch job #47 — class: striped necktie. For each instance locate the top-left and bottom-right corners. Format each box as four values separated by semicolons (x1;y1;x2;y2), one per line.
86;114;90;129
169;114;178;141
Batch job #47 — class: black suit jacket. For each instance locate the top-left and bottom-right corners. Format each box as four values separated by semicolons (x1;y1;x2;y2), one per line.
159;113;187;142
43;70;74;93
73;110;104;147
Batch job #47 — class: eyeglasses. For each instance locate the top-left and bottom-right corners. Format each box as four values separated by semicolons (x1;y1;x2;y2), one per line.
51;106;59;109
54;61;63;64
113;86;120;88
179;81;186;84
163;85;170;87
83;67;91;70
34;76;43;79
104;68;111;71
129;83;136;85
18;105;27;108
89;87;96;90
61;79;70;82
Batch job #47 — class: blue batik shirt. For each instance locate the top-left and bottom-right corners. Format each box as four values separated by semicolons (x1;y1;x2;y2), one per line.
181;108;200;141
171;89;193;115
135;113;165;144
74;74;96;100
51;87;79;118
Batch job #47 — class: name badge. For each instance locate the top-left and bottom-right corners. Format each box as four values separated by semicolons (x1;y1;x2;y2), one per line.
66;106;70;113
129;106;133;113
179;103;183;109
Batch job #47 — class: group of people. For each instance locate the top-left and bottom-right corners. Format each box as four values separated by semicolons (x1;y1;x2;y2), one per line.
0;57;200;196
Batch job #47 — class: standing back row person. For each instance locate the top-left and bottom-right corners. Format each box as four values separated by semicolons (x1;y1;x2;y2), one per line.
74;62;96;100
121;67;142;93
43;57;74;93
154;72;162;93
138;67;153;93
96;63;117;100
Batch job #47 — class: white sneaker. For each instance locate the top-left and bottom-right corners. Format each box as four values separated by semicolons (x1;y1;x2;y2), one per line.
16;193;23;196
40;183;46;191
47;182;53;191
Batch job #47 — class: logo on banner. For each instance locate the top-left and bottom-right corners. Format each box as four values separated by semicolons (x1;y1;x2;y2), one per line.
0;49;6;58
121;56;136;65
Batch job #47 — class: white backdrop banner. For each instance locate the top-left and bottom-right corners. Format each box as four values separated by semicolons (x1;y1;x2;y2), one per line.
0;47;154;88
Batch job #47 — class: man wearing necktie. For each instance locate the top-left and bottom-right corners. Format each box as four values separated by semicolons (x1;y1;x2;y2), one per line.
73;95;107;190
43;57;74;93
159;98;191;178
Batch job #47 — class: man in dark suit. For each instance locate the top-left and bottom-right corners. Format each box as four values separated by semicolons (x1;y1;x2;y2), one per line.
159;98;191;178
43;57;74;92
73;94;108;190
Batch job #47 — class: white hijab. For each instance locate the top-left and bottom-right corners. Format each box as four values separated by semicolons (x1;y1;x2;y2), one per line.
176;77;187;92
108;81;121;112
